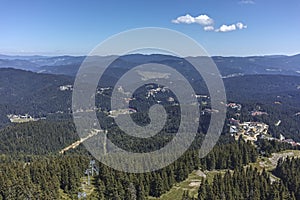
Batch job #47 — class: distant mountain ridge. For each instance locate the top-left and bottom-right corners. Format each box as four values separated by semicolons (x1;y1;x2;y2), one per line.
0;68;73;124
0;67;300;140
0;67;300;116
0;54;300;77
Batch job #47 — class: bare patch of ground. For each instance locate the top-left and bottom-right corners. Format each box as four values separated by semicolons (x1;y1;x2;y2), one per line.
188;181;201;187
269;151;296;166
195;170;206;178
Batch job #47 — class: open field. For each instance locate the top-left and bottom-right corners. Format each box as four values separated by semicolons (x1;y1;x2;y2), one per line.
248;150;300;171
150;150;300;200
148;169;229;200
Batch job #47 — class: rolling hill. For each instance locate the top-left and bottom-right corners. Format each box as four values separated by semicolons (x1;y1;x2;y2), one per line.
0;54;300;77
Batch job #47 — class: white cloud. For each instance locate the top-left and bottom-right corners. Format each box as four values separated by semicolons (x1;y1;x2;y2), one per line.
172;14;247;33
172;14;195;24
194;15;214;26
236;22;247;29
216;22;247;32
172;14;214;26
204;26;214;31
216;24;236;32
239;0;255;4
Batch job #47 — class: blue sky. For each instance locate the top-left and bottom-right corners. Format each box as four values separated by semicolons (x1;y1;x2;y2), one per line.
0;0;299;56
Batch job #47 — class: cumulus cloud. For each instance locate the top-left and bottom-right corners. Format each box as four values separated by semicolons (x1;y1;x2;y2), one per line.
216;22;247;32
172;14;195;24
172;14;214;26
216;24;236;32
236;22;247;29
172;14;247;33
204;26;214;31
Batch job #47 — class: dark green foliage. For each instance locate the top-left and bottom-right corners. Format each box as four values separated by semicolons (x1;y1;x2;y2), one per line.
0;156;89;199
0;115;259;199
200;138;258;170
197;167;295;200
1;68;300;142
1;67;300;199
256;138;297;156
274;157;300;199
0;120;79;155
0;68;73;118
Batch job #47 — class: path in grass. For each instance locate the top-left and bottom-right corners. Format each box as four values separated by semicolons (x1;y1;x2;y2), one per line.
149;150;300;200
148;169;228;200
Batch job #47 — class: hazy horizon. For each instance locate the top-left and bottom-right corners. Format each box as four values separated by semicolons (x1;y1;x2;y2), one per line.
1;52;300;58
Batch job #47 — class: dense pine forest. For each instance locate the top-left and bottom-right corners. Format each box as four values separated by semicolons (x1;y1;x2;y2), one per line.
195;166;295;200
274;157;300;199
184;157;300;200
0;137;260;199
0;68;300;199
0;0;300;195
0;132;299;199
0;100;299;199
